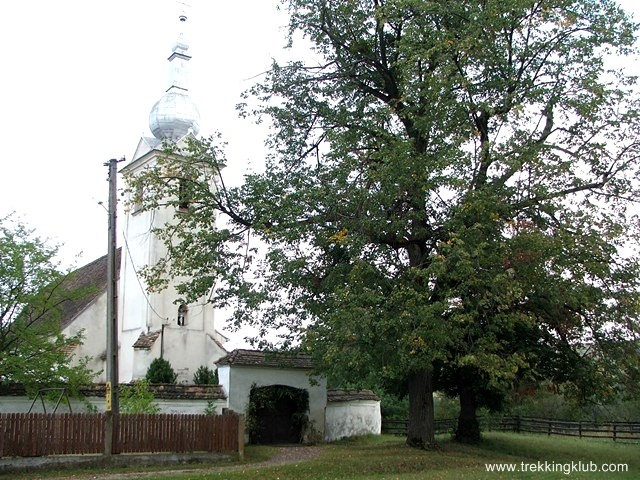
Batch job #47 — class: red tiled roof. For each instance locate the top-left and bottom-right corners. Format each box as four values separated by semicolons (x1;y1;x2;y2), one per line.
79;383;226;400
0;383;226;400
133;330;161;350
216;349;314;369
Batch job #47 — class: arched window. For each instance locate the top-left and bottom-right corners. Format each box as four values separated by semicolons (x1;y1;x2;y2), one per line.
177;304;188;326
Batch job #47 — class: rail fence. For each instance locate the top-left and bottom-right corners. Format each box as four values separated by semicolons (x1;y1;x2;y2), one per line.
0;411;243;458
382;416;640;442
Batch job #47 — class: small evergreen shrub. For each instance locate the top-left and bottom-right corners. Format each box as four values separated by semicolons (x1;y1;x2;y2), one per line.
193;365;218;385
145;357;177;384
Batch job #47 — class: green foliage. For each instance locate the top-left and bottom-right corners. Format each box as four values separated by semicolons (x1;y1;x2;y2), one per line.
379;391;409;420
0;214;96;397
203;400;217;416
145;357;178;384
506;383;640;422
434;395;461;421
119;379;161;414
193;365;218;385
125;0;640;445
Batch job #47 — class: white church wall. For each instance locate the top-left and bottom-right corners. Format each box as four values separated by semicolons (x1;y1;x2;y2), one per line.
120;209;153;333
160;327;227;384
217;364;231;397
62;293;108;383
132;344;157;381
324;400;382;442
119;328;145;383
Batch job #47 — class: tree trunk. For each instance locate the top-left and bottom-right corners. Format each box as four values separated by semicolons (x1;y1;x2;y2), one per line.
406;368;436;448
455;384;481;443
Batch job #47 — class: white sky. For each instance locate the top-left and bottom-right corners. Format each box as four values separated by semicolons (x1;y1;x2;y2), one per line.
1;1;639;346
0;0;292;266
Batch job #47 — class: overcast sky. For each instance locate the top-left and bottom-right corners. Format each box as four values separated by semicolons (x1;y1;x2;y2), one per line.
1;1;639;346
0;0;292;266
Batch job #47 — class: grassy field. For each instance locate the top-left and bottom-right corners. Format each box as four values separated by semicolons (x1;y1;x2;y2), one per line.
10;432;640;479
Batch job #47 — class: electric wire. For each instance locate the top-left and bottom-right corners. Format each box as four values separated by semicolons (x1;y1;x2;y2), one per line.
121;229;168;325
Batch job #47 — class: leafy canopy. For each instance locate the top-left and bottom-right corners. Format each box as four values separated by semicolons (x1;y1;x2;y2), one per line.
0;214;95;396
126;0;640;425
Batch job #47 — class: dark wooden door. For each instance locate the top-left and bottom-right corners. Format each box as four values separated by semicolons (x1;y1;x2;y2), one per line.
254;395;300;444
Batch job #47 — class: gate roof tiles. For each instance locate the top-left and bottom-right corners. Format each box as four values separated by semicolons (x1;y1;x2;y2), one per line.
216;349;314;369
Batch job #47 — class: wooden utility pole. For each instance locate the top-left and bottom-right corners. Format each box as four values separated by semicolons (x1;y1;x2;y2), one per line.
104;157;122;456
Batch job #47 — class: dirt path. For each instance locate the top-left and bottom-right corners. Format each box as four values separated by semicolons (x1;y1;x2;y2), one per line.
37;446;322;480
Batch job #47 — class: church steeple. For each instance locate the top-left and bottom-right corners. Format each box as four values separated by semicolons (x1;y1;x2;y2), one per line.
148;12;201;140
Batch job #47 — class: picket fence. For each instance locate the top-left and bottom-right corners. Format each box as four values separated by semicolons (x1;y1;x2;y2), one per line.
0;411;243;458
382;416;640;442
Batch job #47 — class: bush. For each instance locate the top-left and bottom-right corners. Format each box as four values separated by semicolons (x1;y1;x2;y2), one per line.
193;365;218;385
120;380;160;414
204;400;217;416
145;357;177;384
379;391;408;420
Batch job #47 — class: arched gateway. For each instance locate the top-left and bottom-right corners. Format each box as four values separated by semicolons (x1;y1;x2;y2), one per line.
248;384;309;444
216;349;327;443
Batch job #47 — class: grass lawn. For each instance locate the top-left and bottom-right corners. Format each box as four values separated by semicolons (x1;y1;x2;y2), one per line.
178;433;639;480
9;433;640;479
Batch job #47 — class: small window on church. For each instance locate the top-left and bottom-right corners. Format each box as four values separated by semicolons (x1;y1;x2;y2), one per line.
133;184;144;214
178;179;191;211
177;304;188;326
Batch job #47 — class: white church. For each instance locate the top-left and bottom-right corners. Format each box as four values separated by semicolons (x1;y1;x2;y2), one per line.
60;12;228;385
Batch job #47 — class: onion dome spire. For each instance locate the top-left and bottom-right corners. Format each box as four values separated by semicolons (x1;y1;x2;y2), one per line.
148;13;201;140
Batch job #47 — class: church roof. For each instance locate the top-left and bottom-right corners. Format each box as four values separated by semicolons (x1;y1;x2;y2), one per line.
216;349;314;370
130;136;162;162
133;330;162;350
60;248;122;330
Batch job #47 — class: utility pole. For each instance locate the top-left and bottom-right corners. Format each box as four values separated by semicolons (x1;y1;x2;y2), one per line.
104;157;122;456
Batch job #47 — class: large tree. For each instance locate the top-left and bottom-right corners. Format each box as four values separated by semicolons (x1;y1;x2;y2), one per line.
127;0;640;447
0;215;95;397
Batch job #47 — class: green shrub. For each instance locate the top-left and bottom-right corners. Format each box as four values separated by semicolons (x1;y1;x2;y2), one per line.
204;400;217;416
379;391;409;420
145;357;177;384
193;365;218;385
120;379;160;414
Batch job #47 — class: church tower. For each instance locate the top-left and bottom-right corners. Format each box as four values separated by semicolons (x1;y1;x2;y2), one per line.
118;12;227;384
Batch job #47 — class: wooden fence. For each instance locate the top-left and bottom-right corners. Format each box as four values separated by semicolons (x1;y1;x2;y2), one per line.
0;411;243;458
382;416;640;442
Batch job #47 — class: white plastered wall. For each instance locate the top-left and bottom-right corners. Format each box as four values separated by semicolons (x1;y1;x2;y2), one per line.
62;292;108;382
324;400;382;442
